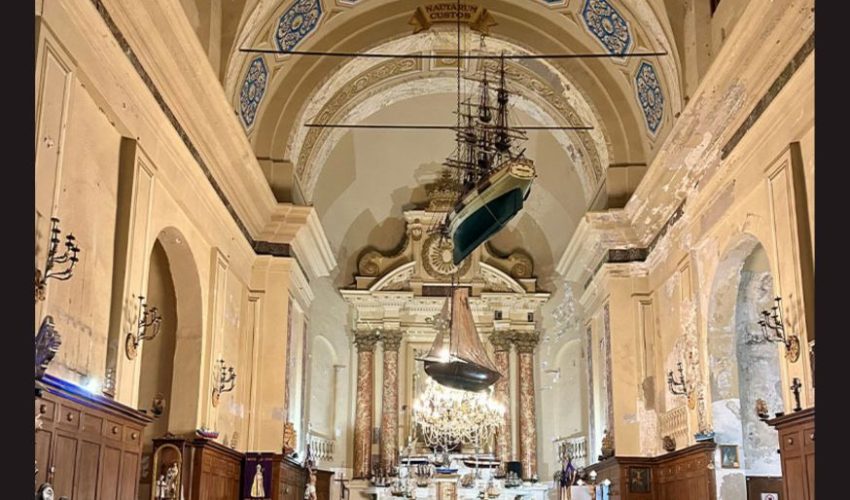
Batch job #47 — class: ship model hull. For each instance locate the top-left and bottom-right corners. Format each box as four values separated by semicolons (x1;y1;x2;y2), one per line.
448;158;535;265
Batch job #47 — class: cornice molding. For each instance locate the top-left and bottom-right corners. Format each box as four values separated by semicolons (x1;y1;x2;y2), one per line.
557;0;813;281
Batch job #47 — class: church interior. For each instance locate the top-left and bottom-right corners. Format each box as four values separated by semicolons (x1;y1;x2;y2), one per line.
33;0;814;499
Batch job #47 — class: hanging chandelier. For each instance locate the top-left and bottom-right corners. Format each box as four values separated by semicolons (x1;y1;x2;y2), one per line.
411;376;504;451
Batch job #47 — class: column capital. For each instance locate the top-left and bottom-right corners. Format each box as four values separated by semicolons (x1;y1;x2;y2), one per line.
353;331;380;352
513;332;540;354
381;330;404;351
489;331;513;352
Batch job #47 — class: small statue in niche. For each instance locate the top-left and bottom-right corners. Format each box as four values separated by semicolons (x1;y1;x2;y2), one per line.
250;464;266;498
164;462;179;499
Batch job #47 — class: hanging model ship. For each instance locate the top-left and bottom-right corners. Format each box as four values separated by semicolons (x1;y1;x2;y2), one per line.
420;287;501;392
420;57;535;392
440;56;536;265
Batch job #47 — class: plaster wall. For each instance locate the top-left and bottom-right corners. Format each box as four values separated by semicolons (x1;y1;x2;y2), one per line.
34;2;320;456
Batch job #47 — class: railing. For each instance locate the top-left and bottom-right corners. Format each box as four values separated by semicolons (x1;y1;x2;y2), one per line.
553;435;588;468
307;431;336;463
659;404;690;451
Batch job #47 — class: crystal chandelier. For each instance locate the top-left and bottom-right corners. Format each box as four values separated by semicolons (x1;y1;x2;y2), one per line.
411;376;504;451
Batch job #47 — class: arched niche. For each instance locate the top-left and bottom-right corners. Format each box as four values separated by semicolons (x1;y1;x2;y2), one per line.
552;339;586;441
136;227;205;436
706;233;783;497
308;334;339;438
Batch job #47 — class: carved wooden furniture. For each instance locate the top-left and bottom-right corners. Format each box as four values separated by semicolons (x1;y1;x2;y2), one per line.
767;407;814;500
34;374;152;499
152;436;242;499
585;442;716;500
272;454;307;500
269;454;334;500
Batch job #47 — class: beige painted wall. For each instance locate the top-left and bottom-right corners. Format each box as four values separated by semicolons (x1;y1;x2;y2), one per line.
34;3;315;456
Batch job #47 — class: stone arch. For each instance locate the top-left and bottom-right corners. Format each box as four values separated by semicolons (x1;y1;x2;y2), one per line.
705;232;783;498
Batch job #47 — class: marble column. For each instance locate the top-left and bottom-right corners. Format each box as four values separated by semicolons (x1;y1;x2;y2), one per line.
380;330;403;469
353;332;379;479
490;332;513;464
515;333;539;480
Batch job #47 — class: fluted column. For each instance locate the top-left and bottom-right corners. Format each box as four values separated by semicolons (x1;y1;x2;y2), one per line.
515;333;539;479
380;330;403;469
490;332;513;464
353;332;379;479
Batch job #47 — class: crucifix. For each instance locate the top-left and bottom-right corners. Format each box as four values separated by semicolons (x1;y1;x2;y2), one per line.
790;377;803;412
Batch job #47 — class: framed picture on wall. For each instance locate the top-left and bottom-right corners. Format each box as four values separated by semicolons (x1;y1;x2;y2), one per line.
628;466;651;493
720;445;740;468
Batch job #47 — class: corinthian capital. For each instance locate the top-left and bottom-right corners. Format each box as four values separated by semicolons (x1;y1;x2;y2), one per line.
489;331;513;352
513;332;540;354
381;330;404;351
353;331;380;352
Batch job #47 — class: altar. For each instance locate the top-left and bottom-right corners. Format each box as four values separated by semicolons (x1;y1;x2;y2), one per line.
361;478;551;500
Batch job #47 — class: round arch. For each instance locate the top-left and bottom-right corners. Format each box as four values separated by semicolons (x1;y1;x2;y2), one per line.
705;232;784;495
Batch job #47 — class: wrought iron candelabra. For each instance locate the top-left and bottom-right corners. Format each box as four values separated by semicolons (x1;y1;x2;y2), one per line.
211;359;236;407
667;361;688;396
35;217;80;301
752;297;800;362
125;295;163;359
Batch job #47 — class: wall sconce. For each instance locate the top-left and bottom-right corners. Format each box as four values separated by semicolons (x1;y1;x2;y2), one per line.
667;357;696;408
35;217;80;301
752;296;800;362
125;295;162;360
211;359;236;408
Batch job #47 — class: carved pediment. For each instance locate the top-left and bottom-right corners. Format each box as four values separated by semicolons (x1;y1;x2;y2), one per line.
349;206;542;297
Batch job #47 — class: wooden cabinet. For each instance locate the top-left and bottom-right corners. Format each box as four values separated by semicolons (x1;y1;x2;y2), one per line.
767;407;815;500
153;436;243;500
35;374;152;499
270;455;333;500
585;442;716;500
272;455;307;500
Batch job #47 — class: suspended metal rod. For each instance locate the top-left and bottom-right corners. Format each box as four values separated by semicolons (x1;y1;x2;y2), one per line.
239;47;667;60
304;123;593;130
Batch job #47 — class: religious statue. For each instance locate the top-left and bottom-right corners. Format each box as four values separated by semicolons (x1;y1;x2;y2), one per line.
250;464;266;498
283;422;297;455
304;469;317;500
599;429;614;459
165;463;179;499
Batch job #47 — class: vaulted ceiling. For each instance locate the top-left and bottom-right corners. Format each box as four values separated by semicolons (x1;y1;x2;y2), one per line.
182;0;687;287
